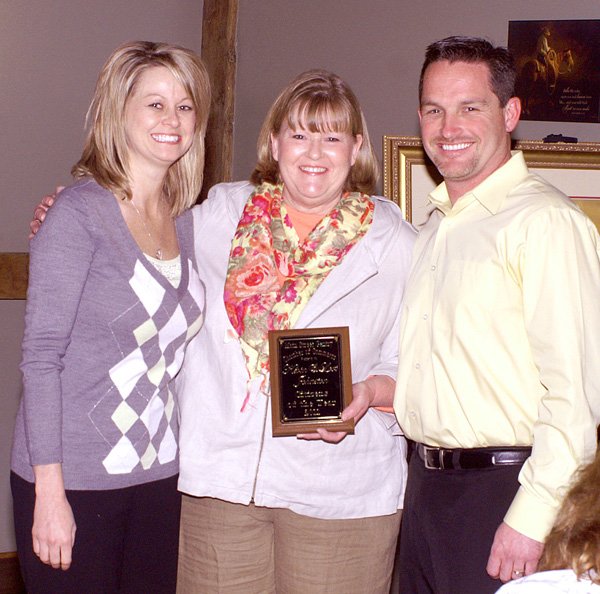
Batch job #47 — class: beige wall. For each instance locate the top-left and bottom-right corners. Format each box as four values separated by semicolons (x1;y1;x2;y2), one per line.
233;1;600;183
0;0;204;553
1;0;599;554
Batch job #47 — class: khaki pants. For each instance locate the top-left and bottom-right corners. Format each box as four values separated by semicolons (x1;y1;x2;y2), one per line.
177;495;401;594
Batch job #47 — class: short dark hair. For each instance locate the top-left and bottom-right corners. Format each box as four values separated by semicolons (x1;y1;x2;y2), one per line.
419;36;516;106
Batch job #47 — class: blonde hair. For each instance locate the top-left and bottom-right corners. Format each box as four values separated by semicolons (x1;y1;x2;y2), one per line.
72;40;211;216
539;449;600;584
250;69;379;195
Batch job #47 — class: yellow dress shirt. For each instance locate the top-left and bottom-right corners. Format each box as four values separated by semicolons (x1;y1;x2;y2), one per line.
394;151;600;541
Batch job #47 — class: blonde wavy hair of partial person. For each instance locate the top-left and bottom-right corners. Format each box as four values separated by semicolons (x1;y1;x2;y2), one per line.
539;449;600;584
250;69;379;196
72;40;211;216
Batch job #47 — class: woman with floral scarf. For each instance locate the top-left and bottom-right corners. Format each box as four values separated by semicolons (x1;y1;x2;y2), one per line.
175;69;416;593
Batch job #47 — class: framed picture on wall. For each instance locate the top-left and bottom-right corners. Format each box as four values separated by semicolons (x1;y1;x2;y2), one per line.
507;19;600;123
382;135;600;231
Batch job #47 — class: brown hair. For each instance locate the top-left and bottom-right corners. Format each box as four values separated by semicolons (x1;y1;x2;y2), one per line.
539;450;600;584
419;36;516;107
72;40;211;216
250;69;379;195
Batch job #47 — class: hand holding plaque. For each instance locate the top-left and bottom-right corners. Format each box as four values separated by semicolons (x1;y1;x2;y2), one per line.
268;327;354;437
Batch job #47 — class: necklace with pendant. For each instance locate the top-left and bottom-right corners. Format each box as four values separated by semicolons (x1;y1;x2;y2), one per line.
129;198;164;260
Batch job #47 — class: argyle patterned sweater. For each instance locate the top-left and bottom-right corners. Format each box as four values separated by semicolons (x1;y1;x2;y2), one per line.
11;178;204;490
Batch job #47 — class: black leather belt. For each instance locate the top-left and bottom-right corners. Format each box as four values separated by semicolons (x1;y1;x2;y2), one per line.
415;443;532;470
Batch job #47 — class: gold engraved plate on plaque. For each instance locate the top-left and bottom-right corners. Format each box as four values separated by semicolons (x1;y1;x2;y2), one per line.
268;327;354;437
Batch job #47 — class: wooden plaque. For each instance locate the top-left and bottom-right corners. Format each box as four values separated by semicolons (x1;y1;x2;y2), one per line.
269;327;354;437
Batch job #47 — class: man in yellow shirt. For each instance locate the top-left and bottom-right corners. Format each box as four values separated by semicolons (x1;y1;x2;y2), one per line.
394;36;600;594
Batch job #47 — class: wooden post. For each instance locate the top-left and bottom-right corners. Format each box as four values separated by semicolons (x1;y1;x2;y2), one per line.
0;253;29;300
200;0;238;201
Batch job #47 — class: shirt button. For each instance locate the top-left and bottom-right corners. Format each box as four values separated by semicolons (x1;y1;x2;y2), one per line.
410;411;417;418
431;265;436;271
423;314;428;320
415;363;421;369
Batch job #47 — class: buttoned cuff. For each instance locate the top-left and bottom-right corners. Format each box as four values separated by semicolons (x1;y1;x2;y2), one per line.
503;486;558;542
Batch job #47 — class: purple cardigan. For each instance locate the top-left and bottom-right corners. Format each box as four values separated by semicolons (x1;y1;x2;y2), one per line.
11;178;205;490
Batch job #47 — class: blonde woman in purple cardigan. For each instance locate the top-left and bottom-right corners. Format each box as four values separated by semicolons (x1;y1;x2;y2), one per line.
11;41;210;593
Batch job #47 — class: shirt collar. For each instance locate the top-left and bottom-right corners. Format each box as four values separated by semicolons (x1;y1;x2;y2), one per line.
429;151;530;215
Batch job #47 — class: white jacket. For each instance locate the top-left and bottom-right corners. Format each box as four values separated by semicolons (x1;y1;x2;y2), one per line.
177;181;416;519
495;570;600;593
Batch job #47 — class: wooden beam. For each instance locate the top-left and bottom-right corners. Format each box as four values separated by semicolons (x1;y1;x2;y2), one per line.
0;253;28;300
0;552;25;594
200;0;238;201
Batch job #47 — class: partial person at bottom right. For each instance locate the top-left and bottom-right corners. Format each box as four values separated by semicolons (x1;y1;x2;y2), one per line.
496;448;600;593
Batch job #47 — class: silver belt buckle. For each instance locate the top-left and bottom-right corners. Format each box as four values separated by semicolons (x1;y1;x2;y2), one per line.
423;445;442;470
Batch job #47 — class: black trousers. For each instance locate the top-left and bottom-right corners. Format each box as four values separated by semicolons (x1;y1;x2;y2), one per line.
396;455;523;594
11;472;181;594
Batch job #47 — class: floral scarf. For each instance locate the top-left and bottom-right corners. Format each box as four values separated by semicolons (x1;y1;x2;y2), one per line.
224;182;374;411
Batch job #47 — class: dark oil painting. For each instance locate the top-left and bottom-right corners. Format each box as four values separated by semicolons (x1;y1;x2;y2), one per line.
508;20;600;123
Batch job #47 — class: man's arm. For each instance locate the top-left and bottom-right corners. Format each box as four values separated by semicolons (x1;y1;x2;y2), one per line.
487;205;600;581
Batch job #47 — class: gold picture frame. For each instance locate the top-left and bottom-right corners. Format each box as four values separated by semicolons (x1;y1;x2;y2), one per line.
383;135;600;230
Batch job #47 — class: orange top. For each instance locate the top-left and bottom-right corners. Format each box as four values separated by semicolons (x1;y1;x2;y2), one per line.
285;203;324;242
275;204;324;286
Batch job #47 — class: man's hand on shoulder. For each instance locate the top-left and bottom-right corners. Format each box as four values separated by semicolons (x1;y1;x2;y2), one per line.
486;522;544;583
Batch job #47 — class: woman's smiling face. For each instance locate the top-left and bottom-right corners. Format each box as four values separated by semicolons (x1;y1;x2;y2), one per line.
270;115;362;214
124;66;196;179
